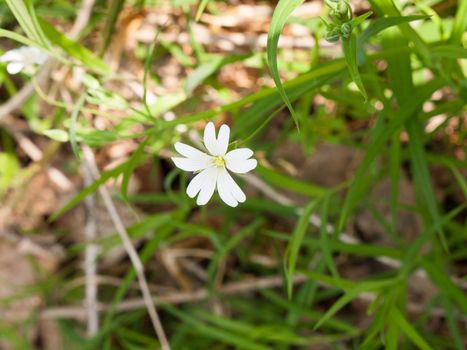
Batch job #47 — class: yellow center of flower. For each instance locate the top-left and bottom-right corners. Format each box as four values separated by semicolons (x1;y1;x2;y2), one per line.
213;156;225;168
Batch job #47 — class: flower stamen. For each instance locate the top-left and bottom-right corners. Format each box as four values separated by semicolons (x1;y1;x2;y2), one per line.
213;156;225;168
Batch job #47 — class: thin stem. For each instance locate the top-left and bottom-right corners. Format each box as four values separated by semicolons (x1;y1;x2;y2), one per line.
82;146;171;350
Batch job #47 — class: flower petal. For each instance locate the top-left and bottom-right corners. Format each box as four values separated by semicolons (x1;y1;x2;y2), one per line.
186;169;209;198
203;122;219;155
218;169;246;206
225;158;257;174
0;50;22;63
225;148;254;162
196;167;218;205
172;157;210;172
175;142;210;159
217;169;239;207
6;62;24;74
216;124;230;156
226;170;246;203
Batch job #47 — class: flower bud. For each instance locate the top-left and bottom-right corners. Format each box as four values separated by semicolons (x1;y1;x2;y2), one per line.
341;22;352;38
333;0;352;22
325;27;341;42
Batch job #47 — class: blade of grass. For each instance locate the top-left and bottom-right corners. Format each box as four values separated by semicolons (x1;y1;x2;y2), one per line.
449;0;467;44
342;32;367;100
285;200;319;298
195;0;212;21
313;278;398;331
49;161;128;221
320;194;340;280
99;0;124;56
390;308;434;350
256;165;328;198
39;18;110;75
162;304;270;350
267;0;304;129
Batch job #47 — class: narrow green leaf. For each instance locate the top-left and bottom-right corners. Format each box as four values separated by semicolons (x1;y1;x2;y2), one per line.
449;0;467;44
390;308;434;350
319;195;339;280
163;304;270;350
49;161;128;221
267;0;304;129
422;258;467;314
431;45;467;59
0;28;38;47
342;32;367;100
350;11;372;28
121;137;150;201
368;0;431;64
4;0;50;49
440;294;464;350
406;118;447;250
69;93;86;159
42;129;69;142
285;200;319;298
184;54;249;95
39;19;110;75
99;0;125;56
399;204;465;277
357;15;429;63
195;0;211;21
313;278;397;330
256;165;328;198
337;80;445;233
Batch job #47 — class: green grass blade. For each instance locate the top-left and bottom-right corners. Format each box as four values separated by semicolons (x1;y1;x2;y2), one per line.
357;15;429;63
267;0;304;129
4;0;50;49
49;161;128;221
163;304;270;350
0;28;38;47
99;0;125;56
195;0;211;21
319;195;340;280
313;278;398;331
390;308;434;350
337;78;444;233
449;0;467;44
406;118;447;250
342;32;367;100
422;258;467;314
69;93;86;159
285;200;319;298
431;45;467;59
121;137;150;201
256;165;328;198
39;18;110;75
440;294;464;350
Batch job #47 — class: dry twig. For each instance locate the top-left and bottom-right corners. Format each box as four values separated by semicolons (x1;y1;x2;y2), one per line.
82;146;171;350
41;275;306;320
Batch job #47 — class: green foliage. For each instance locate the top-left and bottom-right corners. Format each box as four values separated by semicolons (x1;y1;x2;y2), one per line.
0;0;465;349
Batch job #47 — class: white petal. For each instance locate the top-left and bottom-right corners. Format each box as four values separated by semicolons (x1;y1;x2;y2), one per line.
217;169;238;207
175;142;210;159
196;167;217;205
225;158;257;174
6;62;24;74
224;170;246;203
203;122;219;155
225;148;254;162
216;124;230;156
186;169;209;198
0;50;22;63
172;157;210;172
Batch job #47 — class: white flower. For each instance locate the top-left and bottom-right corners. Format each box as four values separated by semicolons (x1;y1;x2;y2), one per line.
172;122;257;207
0;46;48;75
